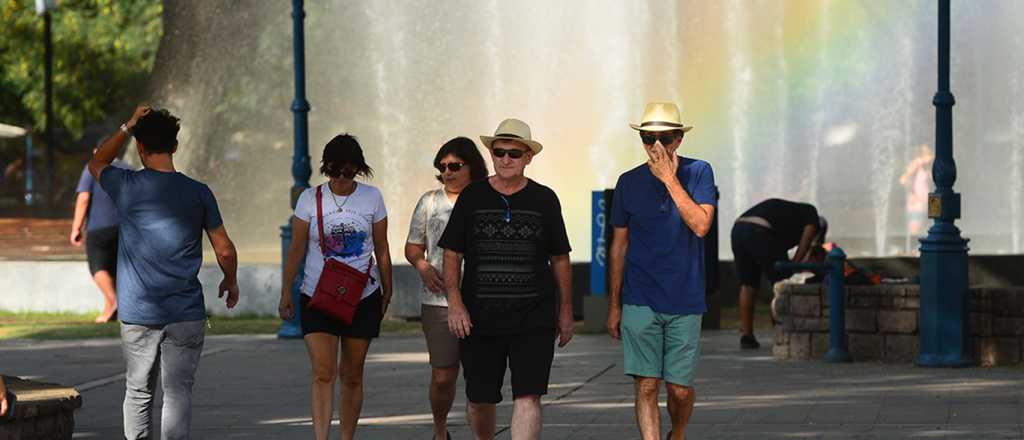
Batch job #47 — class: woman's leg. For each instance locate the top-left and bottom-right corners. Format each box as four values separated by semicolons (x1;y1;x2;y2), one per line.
430;365;460;438
338;336;372;440
304;333;340;440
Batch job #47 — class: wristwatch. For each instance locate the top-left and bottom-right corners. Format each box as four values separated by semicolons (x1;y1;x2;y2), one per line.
120;123;131;134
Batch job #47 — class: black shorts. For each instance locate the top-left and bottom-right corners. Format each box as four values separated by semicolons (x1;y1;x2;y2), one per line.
86;226;119;276
731;221;791;289
300;289;383;339
460;327;556;404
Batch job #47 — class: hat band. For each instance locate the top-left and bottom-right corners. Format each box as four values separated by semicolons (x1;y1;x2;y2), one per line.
640;121;683;128
495;133;524;139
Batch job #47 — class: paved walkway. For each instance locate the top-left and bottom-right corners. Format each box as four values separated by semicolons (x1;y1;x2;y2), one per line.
2;330;1022;439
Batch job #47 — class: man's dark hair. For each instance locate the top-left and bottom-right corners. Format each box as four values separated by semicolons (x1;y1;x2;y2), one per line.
434;137;489;182
320;133;373;178
133;109;180;154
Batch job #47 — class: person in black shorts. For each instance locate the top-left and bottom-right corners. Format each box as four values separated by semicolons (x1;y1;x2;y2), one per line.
71;140;133;323
731;198;827;349
440;118;574;440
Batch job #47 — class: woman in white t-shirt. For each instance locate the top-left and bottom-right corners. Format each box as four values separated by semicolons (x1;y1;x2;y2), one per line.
405;137;488;440
279;134;393;440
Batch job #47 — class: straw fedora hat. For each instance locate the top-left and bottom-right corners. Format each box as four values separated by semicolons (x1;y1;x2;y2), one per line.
629;102;693;133
480;118;543;155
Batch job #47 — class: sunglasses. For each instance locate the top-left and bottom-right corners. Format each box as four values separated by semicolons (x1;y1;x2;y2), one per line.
640;132;680;146
492;148;527;159
436;162;465;172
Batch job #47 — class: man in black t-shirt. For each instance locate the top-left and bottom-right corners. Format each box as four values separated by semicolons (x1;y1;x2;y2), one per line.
439;118;573;440
731;198;827;349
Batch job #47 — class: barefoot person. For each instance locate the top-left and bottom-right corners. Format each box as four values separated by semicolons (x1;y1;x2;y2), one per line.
71;138;133;323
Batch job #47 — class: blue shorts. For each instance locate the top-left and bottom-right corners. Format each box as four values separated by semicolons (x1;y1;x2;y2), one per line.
621;304;702;386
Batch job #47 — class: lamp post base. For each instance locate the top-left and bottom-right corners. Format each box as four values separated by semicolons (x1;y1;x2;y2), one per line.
824;348;852;363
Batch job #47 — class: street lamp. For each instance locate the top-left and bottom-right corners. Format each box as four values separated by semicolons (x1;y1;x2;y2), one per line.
916;0;971;367
278;0;312;339
35;0;56;205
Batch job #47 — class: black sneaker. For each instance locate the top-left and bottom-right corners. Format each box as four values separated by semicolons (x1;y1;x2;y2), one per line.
740;334;761;349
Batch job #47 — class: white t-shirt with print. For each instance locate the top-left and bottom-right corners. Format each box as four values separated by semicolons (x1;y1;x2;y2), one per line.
406;188;455;307
294;182;387;300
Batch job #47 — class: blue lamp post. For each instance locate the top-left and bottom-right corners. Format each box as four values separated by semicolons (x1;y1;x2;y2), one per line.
278;0;312;339
915;0;971;367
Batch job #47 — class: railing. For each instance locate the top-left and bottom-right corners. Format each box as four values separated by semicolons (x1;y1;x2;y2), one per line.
776;246;851;363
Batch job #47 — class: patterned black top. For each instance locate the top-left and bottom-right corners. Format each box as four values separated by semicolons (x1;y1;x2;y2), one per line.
438;179;571;335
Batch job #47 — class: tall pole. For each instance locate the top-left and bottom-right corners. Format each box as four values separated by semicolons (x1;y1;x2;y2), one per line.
43;10;55;205
278;0;312;339
916;0;971;367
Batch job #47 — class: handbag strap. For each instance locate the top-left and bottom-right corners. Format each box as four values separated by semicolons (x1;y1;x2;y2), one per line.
317;184;375;277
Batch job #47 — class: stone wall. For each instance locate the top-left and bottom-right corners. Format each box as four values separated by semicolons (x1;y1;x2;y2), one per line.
0;376;82;440
772;284;1024;366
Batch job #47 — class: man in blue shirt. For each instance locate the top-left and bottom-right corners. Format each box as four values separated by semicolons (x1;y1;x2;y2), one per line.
89;106;239;440
608;103;716;440
71;139;133;323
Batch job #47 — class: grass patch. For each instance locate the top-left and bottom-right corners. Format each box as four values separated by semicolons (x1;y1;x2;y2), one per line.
0;311;419;340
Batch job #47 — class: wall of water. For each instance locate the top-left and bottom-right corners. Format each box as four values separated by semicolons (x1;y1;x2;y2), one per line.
147;1;1024;262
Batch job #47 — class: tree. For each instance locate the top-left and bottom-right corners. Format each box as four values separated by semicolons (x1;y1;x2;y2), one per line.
0;0;162;149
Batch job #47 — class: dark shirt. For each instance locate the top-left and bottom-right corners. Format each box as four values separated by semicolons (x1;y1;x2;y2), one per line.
75;160;132;231
610;158;717;315
99;167;223;325
740;198;819;250
438;179;571;335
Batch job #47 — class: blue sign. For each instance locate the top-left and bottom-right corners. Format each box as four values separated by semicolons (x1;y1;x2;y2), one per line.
591;190;608;296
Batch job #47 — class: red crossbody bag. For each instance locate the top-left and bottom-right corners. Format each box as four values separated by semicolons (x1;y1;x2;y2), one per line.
308;185;372;326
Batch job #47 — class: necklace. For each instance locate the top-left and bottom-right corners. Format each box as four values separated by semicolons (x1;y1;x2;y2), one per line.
329;182;356;213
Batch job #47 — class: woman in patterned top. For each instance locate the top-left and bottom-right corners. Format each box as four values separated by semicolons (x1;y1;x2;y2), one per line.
405;137;488;440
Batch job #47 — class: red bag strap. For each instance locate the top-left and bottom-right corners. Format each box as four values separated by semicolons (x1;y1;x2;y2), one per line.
317;184;375;278
316;185;327;257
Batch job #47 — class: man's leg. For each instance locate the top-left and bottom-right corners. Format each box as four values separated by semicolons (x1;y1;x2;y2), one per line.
158;320;205;440
92;270;117;322
739;284;758;338
508;328;555;440
510;394;541;440
461;333;506;440
430;365;459;438
121;323;162;440
663;314;702;440
665;383;695;440
467;401;497;440
634;377;662;440
620;304;666;439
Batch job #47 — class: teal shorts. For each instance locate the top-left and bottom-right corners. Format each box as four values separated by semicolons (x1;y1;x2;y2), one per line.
621;304;702;386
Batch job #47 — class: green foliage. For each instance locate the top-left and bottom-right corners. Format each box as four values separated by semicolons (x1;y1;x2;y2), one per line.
0;0;162;142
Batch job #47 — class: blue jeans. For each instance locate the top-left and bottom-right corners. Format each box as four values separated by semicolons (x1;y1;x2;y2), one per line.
121;320;205;440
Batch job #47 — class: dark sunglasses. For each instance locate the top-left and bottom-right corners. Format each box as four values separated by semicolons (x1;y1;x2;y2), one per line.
436;162;465;172
492;148;527;159
640;132;680;146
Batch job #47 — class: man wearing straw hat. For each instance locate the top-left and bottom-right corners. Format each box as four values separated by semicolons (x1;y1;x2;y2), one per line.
607;103;716;440
440;118;573;440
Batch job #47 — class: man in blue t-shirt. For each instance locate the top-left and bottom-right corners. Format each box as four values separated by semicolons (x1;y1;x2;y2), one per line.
608;103;717;440
89;106;239;440
71;139;133;323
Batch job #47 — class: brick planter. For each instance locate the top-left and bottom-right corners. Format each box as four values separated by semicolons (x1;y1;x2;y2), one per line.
0;376;82;440
772;284;1024;366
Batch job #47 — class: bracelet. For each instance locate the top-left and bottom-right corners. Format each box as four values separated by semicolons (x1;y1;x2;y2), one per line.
120;123;131;134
